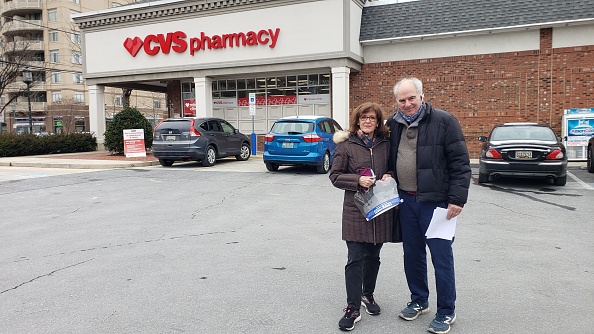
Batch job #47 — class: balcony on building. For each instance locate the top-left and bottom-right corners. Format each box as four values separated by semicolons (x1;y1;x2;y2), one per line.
1;0;43;16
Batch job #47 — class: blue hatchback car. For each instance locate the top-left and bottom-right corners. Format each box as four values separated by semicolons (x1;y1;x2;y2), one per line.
263;115;343;173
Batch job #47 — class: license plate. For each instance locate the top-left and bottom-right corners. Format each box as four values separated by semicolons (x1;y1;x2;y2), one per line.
515;151;532;159
282;142;294;148
165;135;176;141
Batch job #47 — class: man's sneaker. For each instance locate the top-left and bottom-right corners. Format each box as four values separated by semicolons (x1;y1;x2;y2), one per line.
338;306;361;331
427;313;456;334
361;294;381;315
398;300;429;321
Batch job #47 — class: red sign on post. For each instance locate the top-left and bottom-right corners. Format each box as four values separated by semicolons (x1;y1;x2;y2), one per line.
123;129;146;158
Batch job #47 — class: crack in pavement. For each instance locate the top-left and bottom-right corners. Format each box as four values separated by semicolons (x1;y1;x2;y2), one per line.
1;258;95;294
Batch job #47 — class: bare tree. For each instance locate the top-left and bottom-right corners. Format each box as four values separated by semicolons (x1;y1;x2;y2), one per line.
46;97;86;133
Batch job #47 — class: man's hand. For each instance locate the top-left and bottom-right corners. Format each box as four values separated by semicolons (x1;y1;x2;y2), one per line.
447;203;463;220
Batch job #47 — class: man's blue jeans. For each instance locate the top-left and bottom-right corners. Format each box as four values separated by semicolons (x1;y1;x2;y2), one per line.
398;191;456;315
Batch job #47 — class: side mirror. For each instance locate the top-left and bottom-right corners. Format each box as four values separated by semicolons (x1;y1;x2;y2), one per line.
477;136;487;142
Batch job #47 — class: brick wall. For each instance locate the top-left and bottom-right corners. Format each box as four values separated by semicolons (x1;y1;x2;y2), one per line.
350;28;594;158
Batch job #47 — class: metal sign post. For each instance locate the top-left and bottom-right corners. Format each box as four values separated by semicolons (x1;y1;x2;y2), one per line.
249;93;256;155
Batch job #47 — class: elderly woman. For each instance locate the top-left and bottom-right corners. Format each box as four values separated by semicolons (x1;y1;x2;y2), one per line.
329;102;395;331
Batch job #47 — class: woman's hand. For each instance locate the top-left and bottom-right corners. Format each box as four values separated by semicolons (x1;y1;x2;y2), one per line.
358;176;376;188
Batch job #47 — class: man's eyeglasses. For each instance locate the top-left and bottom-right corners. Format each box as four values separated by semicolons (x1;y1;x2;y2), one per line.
359;116;377;122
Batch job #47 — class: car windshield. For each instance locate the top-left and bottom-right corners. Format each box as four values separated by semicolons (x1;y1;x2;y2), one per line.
271;121;314;134
491;126;556;141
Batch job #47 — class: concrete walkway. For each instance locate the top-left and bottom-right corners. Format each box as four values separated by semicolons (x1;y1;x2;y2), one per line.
0;151;160;169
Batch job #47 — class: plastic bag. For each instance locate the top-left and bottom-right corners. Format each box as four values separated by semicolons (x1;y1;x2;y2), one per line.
354;177;401;221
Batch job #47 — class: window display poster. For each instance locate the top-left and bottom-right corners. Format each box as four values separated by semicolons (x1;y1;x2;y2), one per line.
123;129;146;158
184;99;196;117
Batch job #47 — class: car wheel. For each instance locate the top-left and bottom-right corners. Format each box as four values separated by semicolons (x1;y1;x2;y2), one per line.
235;143;251;161
202;146;217;167
159;159;174;167
478;172;489;183
316;152;331;174
553;175;567;186
265;162;279;171
588;146;594;173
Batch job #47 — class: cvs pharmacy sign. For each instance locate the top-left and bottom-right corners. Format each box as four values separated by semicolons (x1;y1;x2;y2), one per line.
123;28;280;57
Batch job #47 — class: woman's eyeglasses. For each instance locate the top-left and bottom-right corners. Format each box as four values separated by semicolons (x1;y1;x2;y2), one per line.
359;116;377;122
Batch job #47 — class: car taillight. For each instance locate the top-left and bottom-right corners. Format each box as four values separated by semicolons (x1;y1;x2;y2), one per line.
302;134;322;142
264;134;274;142
545;149;564;160
189;120;201;137
153;120;164;135
485;149;503;159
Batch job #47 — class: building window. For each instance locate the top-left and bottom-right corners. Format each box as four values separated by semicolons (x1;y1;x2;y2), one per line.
49;31;58;42
75;117;85;133
32;53;44;61
50;50;59;63
71;51;82;64
71;0;80;4
51;72;60;83
153;99;161;109
31;13;42;20
71;33;81;45
74;92;84;103
73;72;83;84
52;92;62;102
48;9;57;22
115;96;122;107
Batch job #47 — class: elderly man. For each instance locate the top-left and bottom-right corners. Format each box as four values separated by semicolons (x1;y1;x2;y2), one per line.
386;77;471;334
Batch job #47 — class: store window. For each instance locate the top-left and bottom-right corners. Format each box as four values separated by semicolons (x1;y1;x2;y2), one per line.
75;117;85;133
181;82;195;116
53;116;63;134
212;73;330;106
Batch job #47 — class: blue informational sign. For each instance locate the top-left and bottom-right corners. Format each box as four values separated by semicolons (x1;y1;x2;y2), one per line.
567;118;594;137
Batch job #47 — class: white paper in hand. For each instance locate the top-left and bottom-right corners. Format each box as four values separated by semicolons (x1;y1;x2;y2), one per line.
425;207;456;240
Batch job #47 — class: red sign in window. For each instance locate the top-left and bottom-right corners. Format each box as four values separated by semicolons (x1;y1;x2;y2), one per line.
184;98;196;117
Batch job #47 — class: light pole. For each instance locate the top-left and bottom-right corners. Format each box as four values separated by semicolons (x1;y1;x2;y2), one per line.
22;69;33;134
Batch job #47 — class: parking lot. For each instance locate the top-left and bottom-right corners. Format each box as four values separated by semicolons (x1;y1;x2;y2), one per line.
1;159;593;333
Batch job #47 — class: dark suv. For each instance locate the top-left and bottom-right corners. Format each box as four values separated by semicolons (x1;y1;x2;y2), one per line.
152;117;251;167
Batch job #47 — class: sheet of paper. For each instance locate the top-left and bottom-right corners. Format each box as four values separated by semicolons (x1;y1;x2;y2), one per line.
425;207;456;240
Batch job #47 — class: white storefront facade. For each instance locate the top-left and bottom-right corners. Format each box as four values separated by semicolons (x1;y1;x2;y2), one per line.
73;0;365;145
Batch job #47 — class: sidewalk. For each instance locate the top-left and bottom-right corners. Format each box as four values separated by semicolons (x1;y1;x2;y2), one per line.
0;151;160;169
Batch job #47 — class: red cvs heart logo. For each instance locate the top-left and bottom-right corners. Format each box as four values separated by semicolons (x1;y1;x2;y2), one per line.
123;37;143;57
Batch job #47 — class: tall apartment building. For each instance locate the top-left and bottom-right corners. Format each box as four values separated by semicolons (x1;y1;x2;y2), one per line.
0;0;165;134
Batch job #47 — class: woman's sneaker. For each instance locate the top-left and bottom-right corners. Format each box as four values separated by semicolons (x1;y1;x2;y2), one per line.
338;306;361;331
398;300;429;321
361;294;381;315
427;313;456;334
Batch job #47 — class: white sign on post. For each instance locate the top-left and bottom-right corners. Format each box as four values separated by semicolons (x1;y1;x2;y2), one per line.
249;92;256;116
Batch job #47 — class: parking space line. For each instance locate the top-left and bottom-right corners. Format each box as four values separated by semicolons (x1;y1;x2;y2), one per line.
567;171;594;190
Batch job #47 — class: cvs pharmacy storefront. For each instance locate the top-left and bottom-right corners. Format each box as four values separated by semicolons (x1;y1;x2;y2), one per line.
73;0;365;145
